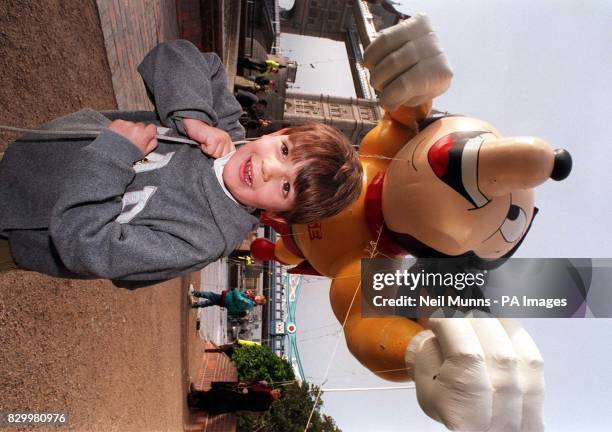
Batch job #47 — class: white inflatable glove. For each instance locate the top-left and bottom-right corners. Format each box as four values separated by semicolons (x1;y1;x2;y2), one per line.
405;318;545;431
363;14;453;111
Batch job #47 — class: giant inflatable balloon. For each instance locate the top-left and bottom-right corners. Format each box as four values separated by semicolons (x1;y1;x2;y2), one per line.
253;15;571;431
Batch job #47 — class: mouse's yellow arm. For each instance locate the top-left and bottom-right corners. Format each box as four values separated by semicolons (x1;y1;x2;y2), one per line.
328;253;424;382
359;102;433;160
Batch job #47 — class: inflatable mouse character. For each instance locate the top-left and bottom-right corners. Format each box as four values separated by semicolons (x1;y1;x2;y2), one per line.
252;15;571;431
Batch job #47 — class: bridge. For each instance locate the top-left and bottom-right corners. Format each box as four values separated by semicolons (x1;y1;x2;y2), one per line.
280;0;407;142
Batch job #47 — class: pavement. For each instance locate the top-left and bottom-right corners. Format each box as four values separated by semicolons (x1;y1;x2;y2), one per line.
0;3;235;430
197;259;230;345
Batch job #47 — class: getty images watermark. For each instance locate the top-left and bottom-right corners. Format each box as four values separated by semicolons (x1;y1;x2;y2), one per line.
361;258;612;318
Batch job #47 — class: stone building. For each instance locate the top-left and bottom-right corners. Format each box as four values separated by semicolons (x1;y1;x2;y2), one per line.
175;0;406;143
280;0;406;99
284;91;383;143
279;0;407;142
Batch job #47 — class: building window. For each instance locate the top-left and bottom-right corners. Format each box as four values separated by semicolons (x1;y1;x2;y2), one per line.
329;103;350;118
359;106;374;121
295;99;321;116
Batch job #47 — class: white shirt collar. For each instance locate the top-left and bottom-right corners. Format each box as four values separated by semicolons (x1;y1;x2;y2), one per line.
213;151;255;212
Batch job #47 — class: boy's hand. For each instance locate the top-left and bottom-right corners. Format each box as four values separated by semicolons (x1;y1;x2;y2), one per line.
182;118;235;158
363;14;453;111
108;120;158;156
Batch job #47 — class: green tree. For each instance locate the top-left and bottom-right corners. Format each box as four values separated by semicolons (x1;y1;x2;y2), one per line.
238;381;342;432
231;344;295;384
232;345;341;432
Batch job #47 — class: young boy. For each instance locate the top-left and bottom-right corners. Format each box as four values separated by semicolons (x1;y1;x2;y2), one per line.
0;40;362;282
190;288;265;317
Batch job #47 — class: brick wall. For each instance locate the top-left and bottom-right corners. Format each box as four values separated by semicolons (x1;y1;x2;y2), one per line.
186;342;238;432
96;0;179;110
176;0;204;50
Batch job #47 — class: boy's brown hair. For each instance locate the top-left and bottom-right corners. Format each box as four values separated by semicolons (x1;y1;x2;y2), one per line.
275;123;363;224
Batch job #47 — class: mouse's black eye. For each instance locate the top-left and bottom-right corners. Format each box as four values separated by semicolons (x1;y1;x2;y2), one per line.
501;205;527;243
507;205;521;221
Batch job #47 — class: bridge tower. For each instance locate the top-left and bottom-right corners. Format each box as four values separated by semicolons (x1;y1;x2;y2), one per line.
279;0;407;141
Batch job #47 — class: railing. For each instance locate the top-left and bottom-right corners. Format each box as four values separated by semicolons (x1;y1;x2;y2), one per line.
355;0;379;46
244;0;279;58
263;0;281;54
262;228;287;357
246;0;256;58
285;274;305;381
347;25;376;99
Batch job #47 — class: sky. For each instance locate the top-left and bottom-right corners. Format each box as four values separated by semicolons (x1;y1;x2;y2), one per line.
279;1;612;431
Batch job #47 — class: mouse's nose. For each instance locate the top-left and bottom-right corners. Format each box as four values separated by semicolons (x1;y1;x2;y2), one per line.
550;149;572;181
475;136;555;198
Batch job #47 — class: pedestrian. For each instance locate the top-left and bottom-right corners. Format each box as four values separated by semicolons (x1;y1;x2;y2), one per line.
191;288;265;317
234;89;267;120
237;75;275;91
0;40;363;281
238;56;286;76
234;89;269;137
187;381;281;415
233;75;263;92
254;77;274;87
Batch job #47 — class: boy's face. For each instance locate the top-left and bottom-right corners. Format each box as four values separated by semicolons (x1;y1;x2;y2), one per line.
223;133;298;214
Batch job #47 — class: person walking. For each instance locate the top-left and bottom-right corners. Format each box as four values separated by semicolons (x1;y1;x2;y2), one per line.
191;288;266;316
